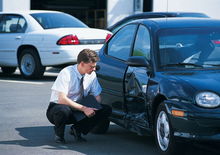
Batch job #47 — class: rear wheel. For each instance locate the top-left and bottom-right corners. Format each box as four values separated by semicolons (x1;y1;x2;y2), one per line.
18;48;45;79
1;67;17;74
154;103;184;155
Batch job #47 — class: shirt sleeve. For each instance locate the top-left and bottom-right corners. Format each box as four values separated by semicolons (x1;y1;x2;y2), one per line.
51;68;70;95
90;76;102;97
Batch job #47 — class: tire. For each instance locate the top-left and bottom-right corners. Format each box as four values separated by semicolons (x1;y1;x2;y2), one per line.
18;48;45;79
154;103;184;155
1;67;17;74
91;119;110;134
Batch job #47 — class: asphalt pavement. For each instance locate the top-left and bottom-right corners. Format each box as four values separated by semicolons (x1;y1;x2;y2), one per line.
0;68;219;155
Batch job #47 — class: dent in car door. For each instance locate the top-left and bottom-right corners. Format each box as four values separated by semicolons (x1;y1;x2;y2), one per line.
124;66;149;129
97;24;138;119
124;24;152;131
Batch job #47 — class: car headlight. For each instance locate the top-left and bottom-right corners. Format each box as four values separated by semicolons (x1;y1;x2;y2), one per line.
195;92;220;108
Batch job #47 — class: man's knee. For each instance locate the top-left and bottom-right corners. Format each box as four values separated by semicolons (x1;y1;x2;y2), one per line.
54;110;68;120
49;104;72;124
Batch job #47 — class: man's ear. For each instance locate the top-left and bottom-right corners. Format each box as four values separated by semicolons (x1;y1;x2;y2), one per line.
79;61;84;67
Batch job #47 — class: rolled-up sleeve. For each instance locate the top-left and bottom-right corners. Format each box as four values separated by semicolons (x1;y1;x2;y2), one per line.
51;69;70;95
90;77;102;97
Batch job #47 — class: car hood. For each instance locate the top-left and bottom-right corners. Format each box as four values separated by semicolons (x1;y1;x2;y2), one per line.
166;70;220;93
43;27;111;39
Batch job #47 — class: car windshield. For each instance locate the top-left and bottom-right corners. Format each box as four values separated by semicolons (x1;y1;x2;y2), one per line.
158;27;220;70
30;12;88;29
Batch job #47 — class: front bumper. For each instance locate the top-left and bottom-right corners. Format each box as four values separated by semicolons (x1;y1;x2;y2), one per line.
165;100;220;141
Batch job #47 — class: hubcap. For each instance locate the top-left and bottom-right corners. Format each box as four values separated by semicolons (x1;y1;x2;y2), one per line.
156;111;170;151
21;54;35;76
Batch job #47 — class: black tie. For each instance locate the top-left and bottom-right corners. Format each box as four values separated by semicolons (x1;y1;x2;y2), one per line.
79;76;84;99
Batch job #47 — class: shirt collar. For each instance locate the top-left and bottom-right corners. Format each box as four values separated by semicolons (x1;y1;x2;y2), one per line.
74;64;84;80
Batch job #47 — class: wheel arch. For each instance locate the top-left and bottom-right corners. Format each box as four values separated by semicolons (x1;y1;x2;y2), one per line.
151;94;167;126
17;45;42;65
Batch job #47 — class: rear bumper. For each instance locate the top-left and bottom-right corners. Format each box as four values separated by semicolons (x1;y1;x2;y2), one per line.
39;44;103;66
165;100;220;141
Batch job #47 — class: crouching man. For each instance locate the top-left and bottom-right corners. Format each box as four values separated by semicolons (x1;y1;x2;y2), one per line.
46;49;112;143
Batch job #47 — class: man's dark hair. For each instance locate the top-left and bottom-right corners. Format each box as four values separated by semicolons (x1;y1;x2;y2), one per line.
77;49;99;64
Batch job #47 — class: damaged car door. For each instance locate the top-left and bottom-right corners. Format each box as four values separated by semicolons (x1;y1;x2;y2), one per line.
123;25;151;134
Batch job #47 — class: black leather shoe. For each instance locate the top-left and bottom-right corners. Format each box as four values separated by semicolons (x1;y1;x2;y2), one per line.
70;126;87;142
54;135;66;144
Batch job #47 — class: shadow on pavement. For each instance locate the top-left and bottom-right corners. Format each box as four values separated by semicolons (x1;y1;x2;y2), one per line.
0;125;159;155
0;126;54;147
0;125;219;155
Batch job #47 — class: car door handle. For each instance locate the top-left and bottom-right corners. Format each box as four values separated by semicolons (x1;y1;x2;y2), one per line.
15;36;22;40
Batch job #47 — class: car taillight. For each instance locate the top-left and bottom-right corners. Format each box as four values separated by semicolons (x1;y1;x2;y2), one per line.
212;40;220;44
105;33;112;42
57;35;80;45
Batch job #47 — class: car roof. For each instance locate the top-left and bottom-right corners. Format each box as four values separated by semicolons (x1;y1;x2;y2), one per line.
127;11;208;18
107;12;209;31
136;18;220;29
0;10;62;15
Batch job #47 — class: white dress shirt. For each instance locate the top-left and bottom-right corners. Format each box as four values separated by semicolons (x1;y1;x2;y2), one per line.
50;64;102;103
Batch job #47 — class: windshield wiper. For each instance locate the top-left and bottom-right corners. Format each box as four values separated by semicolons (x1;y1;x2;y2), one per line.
204;64;220;67
161;63;203;68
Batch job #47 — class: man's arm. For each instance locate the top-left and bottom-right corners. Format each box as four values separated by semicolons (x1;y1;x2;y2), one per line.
58;92;96;117
95;95;101;103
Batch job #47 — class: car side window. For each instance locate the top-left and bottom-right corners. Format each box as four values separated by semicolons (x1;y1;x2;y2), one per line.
132;25;151;60
107;24;137;61
0;15;26;33
112;19;133;33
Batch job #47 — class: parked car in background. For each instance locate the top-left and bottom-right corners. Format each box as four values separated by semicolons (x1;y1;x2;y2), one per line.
94;18;220;154
0;10;111;79
107;12;209;33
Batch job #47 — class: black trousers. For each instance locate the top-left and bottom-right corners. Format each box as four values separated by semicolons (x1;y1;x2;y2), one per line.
46;102;112;138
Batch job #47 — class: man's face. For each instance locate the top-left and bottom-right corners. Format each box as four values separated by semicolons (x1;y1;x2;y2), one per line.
82;62;97;74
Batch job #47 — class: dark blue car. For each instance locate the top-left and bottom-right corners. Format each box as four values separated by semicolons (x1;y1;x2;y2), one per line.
93;18;220;154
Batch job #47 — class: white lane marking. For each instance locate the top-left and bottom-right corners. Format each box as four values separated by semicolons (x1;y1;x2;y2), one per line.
0;79;44;85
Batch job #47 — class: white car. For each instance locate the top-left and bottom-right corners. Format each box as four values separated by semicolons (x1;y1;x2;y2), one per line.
0;10;112;79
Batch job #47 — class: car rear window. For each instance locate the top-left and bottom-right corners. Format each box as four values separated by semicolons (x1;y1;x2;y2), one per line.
30;12;88;29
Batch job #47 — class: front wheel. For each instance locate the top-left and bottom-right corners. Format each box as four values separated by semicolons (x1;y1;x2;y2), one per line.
18;48;45;79
154;103;184;155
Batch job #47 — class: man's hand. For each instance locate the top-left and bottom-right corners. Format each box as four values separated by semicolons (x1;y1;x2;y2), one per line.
82;106;97;117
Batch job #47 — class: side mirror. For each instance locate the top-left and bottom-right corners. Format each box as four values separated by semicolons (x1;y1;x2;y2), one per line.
126;56;150;67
